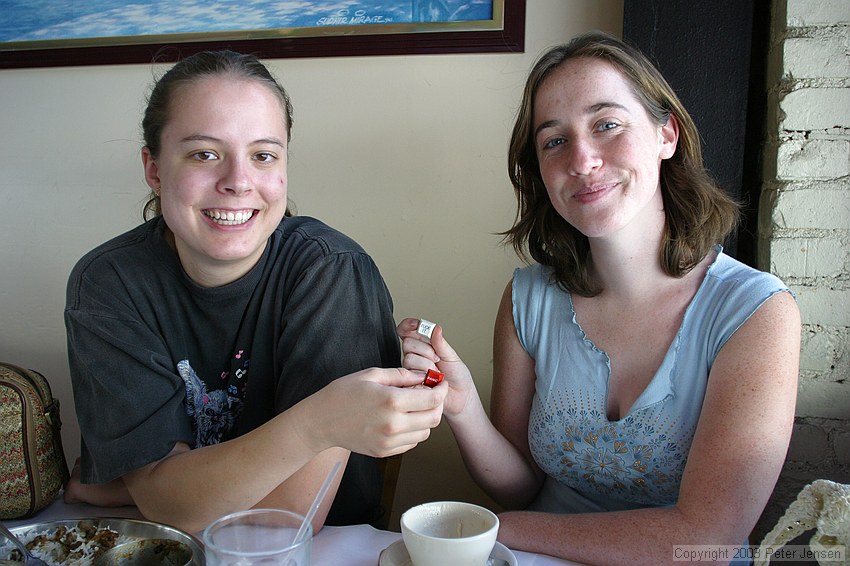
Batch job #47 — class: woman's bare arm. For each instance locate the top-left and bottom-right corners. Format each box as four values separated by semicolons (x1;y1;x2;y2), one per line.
495;291;800;565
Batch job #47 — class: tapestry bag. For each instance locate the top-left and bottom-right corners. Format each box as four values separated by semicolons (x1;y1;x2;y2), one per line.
0;361;69;519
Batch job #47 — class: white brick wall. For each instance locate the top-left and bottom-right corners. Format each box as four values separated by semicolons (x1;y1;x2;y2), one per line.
837;431;850;464
764;0;850;492
786;0;850;26
739;1;849;542
780;88;850;131
799;325;843;372
784;33;850;79
771;188;850;228
771;237;847;278
777;139;850;179
796;380;850;419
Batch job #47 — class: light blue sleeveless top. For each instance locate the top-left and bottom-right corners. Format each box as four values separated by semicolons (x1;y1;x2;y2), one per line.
514;248;790;514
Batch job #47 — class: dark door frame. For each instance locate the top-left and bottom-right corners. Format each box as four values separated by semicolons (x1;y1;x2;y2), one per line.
623;0;769;266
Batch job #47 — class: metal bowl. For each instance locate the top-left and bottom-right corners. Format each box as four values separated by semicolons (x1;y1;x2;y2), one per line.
0;518;204;565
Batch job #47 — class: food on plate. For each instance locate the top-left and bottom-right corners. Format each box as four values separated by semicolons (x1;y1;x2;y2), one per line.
4;521;127;566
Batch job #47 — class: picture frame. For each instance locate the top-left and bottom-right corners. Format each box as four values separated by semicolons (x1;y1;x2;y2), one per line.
0;0;525;69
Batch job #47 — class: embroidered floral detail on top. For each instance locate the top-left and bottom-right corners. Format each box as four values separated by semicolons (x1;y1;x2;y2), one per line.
529;404;690;506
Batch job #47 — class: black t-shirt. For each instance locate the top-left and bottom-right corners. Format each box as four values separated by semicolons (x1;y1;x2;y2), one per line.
65;215;400;525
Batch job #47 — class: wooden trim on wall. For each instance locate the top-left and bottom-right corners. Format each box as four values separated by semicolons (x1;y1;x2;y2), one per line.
0;0;526;69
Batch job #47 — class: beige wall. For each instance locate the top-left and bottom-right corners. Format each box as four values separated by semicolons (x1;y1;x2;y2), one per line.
0;1;623;528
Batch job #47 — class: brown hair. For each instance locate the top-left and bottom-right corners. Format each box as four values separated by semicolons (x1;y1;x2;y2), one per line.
141;50;294;220
504;31;740;296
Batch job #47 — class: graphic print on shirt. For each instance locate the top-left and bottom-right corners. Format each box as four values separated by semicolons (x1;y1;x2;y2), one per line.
178;356;246;448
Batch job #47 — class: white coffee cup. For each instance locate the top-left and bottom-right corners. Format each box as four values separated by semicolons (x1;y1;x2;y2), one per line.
401;501;499;566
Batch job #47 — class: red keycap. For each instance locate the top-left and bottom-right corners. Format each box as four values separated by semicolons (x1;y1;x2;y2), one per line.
423;368;444;387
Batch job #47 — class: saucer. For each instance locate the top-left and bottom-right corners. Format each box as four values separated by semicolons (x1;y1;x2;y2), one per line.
379;539;517;566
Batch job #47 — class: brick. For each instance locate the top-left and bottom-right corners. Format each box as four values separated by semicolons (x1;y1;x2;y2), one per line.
834;335;850;383
787;422;831;463
772;189;850;229
835;430;850;464
777;139;850;180
780;88;850;131
800;327;840;372
784;36;850;79
787;0;850;26
794;286;850;326
770;237;847;279
770;239;805;277
796;379;850;419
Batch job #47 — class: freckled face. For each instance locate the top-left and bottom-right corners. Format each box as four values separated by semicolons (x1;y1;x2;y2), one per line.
142;76;289;286
533;57;678;240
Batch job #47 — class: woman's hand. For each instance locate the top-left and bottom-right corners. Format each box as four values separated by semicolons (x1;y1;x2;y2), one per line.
396;317;479;419
302;367;448;458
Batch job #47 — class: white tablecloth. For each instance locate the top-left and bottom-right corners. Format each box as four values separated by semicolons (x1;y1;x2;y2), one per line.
4;497;577;565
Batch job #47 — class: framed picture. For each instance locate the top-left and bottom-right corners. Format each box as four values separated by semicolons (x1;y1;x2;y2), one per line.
0;0;525;69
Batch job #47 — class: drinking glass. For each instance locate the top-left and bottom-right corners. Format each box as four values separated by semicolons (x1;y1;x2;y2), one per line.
203;508;311;565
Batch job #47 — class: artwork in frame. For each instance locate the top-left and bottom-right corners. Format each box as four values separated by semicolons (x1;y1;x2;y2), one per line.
0;0;525;69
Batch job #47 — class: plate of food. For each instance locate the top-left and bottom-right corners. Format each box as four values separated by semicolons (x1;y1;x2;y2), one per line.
0;518;204;565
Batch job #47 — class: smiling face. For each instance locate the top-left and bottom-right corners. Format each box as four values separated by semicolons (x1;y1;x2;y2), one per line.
142;75;289;287
533;57;678;242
